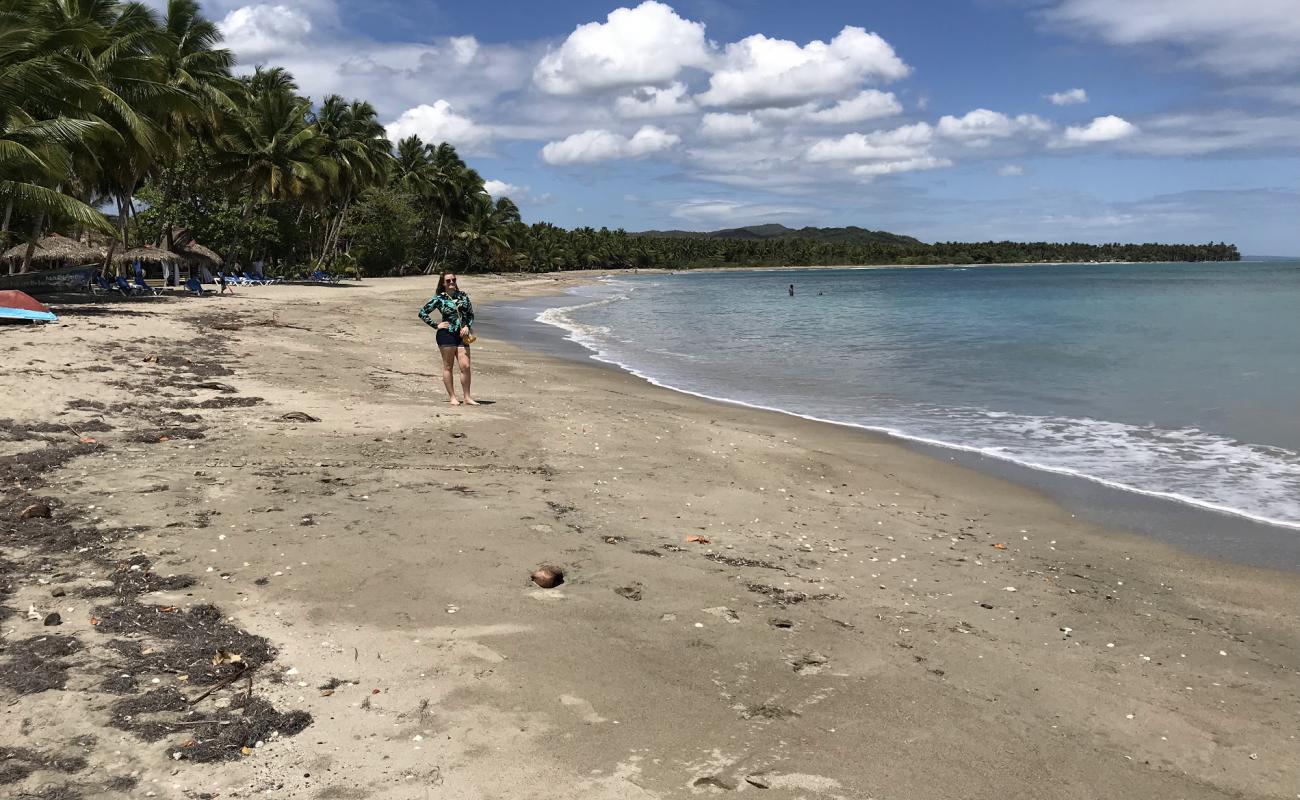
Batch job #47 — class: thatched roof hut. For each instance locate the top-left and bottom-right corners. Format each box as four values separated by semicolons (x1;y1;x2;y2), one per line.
173;241;222;268
113;246;181;267
1;234;105;268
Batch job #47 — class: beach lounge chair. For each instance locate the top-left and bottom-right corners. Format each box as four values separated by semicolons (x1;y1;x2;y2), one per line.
134;275;162;295
185;277;204;295
92;274;113;295
97;275;130;295
114;275;145;296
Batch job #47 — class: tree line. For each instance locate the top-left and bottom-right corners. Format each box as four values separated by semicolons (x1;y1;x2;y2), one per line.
1;0;1240;277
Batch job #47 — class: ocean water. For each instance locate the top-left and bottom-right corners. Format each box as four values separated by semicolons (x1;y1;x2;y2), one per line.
535;261;1300;531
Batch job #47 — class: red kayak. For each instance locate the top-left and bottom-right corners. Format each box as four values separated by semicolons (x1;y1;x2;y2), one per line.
0;290;58;323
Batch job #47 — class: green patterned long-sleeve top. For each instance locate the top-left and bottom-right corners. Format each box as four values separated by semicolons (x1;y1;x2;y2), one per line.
418;291;474;333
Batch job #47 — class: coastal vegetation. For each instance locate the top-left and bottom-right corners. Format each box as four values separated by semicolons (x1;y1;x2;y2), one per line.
1;0;1240;276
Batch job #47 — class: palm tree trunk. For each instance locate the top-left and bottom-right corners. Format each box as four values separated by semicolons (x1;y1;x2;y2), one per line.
19;210;46;274
316;196;351;269
424;212;446;274
117;194;130;251
226;199;255;271
1;198;13;275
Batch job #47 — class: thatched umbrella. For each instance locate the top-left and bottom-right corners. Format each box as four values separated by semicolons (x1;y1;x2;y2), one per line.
174;241;222;268
1;234;105;269
113;245;181;268
115;245;184;284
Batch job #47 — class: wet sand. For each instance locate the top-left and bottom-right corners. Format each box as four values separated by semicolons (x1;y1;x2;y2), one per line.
1;275;1297;799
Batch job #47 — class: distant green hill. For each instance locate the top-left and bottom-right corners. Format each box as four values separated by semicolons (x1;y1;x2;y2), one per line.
636;223;924;247
615;223;1239;268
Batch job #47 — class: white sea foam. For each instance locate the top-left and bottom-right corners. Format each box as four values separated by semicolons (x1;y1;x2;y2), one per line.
537;286;1300;531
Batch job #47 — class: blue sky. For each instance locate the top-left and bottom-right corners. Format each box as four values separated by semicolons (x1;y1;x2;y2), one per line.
201;0;1300;253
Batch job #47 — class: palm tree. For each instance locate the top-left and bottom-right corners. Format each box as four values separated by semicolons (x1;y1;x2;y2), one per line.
0;0;114;270
455;194;518;270
151;0;237;251
313;95;392;266
392;135;433;196
158;0;236;119
25;0;196;262
242;65;298;101
211;81;331;264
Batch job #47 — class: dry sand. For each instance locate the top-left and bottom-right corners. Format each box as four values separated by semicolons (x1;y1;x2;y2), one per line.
1;275;1297;800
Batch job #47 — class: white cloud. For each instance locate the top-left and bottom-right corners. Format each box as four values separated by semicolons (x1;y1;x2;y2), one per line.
753;103;818;122
669;199;818;226
614;82;697;118
851;156;951;177
1057;114;1138;146
216;2;538;121
218;4;313;60
999;164;1026;176
807;90;902;124
447;35;479;66
936;109;1051;144
697;26;909;109
805;122;934;162
533;1;711;95
700;112;761;139
484;179;526;199
384;101;492;153
1046;0;1300;76
1047;88;1088;106
804;123;951;180
1117;110;1300;156
541;125;680;164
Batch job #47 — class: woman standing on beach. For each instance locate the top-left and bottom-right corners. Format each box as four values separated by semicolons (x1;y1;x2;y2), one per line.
418;272;477;406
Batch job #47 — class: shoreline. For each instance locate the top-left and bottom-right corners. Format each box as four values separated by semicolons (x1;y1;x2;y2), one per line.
596;258;1245;275
2;275;1297;799
487;280;1300;570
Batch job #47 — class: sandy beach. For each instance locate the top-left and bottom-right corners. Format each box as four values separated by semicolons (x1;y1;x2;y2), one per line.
2;275;1298;800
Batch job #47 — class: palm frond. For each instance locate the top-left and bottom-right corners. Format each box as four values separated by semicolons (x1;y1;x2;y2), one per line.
0;180;113;231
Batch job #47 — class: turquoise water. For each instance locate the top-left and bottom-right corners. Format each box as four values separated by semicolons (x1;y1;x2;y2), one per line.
539;262;1300;530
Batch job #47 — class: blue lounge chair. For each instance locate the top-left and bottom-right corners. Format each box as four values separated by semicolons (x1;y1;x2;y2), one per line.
185;277;204;295
134;274;162;295
114;275;143;296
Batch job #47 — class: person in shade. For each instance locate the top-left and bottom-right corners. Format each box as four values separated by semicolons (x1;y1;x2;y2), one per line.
418;271;477;406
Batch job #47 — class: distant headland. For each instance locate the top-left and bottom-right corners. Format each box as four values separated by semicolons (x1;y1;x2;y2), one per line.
617;223;1239;270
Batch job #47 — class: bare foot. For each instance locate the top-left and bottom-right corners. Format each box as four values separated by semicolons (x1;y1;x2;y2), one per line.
463;397;479;406
448;397;461;406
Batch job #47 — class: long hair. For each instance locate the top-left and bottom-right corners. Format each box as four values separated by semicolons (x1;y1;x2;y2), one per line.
436;271;455;295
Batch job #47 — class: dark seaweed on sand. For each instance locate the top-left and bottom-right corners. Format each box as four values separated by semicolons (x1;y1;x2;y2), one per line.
80;555;197;598
0;745;88;785
0;635;82;694
93;600;275;686
128;426;207;443
0;328;313;783
745;582;839;606
194;395;263;409
108;689;311;762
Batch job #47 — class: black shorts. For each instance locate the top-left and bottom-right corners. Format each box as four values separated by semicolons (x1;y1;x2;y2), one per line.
436;329;468;348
